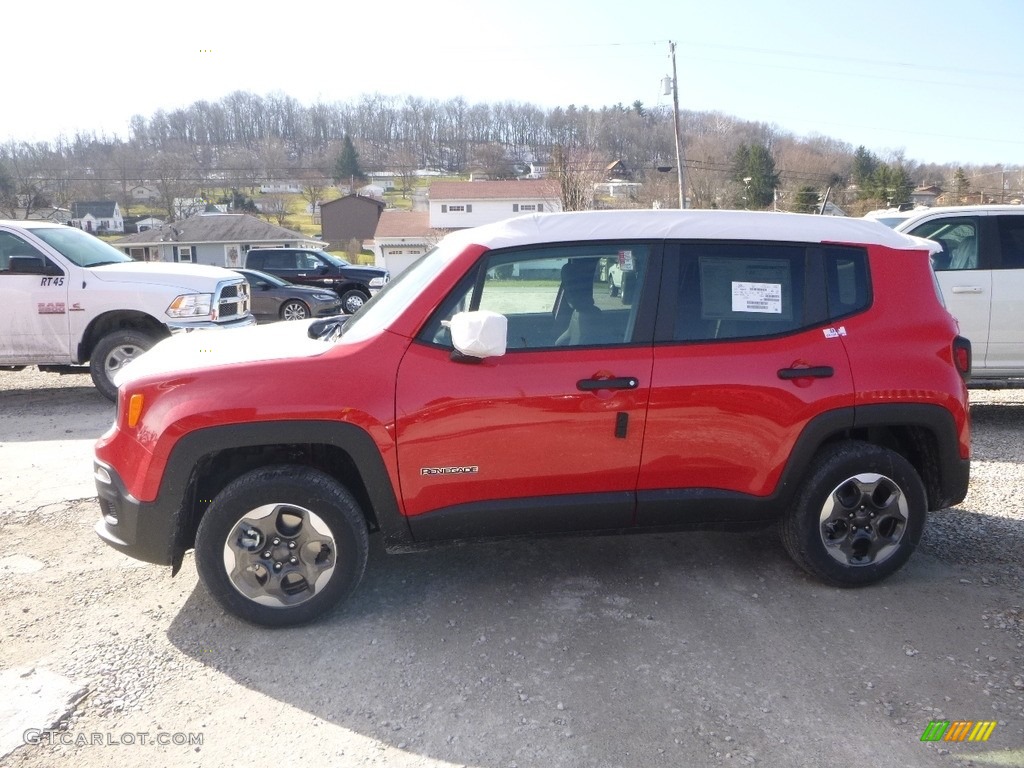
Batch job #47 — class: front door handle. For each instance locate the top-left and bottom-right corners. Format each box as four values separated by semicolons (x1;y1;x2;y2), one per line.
577;376;639;391
777;366;834;380
950;286;983;294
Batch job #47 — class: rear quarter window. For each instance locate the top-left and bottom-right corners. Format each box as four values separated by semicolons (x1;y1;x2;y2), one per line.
823;246;870;320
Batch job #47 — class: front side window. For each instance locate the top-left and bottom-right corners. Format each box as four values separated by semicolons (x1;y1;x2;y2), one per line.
0;232;49;272
421;244;650;350
298;252;323;270
910;217;980;271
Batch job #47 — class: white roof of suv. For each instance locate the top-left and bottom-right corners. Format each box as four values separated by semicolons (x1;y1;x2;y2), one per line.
447;209;940;253
892;204;1024;232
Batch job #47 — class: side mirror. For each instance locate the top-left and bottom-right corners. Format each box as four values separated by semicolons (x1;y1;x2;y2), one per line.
9;255;50;274
449;310;507;360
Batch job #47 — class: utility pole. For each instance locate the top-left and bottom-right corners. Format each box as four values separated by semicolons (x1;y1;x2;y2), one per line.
669;41;686;209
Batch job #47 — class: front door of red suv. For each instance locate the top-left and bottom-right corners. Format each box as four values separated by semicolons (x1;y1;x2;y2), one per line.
635;242;860;526
395;244;659;541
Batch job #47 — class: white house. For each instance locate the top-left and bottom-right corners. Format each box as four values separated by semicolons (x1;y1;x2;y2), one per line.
428;180;561;230
259;181;303;194
70;201;124;233
366;172;397;191
130;184;160;202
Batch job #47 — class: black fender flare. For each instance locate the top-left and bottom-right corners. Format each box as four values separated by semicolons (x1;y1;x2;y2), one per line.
161;420;410;572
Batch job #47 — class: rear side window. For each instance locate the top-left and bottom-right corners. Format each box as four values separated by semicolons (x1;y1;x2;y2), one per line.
997;215;1024;269
250;251;293;270
673;243;804;341
670;243;870;342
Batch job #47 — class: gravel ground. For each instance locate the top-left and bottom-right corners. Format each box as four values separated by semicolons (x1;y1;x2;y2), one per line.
0;367;1022;768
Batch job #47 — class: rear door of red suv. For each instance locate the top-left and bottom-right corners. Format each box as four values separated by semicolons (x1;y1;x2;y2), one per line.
635;241;862;526
395;242;660;541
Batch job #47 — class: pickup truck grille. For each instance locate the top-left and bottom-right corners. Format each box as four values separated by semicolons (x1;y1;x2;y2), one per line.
216;280;251;320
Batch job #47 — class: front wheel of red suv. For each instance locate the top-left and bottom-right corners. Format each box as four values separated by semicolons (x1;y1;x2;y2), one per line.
780;442;927;587
194;465;369;627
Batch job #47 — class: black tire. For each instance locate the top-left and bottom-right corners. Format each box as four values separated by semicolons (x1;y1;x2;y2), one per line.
279;300;310;321
609;282;620;297
89;329;156;401
780;441;927;587
340;288;369;315
194;465;369;627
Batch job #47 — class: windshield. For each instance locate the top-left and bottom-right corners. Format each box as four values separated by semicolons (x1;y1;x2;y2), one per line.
31;226;133;267
319;252;351;268
333;243;457;344
873;216;911;229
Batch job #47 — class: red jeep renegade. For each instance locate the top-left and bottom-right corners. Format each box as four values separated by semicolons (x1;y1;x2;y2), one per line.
94;210;972;627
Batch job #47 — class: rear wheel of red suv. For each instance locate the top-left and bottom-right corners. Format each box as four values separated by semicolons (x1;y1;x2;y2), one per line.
194;465;369;627
780;441;927;587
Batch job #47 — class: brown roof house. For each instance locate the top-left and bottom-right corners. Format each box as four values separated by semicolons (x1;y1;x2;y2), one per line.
371;210;435;277
428;180;561;230
320;194;386;251
113;213;323;267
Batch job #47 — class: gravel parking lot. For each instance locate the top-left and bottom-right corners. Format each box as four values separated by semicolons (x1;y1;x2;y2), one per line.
1;366;1022;768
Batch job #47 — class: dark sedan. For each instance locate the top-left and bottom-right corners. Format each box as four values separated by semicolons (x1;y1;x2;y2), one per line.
233;268;342;322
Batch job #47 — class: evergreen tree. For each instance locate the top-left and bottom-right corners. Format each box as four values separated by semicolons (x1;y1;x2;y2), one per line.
865;164;914;207
731;142;780;209
793;186;820;213
952;167;970;204
333;135;364;184
852;145;878;190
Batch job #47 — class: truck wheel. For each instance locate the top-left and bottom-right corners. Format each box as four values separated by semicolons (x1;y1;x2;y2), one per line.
89;329;156;401
340;289;368;314
780;441;926;587
279;300;310;321
195;465;369;627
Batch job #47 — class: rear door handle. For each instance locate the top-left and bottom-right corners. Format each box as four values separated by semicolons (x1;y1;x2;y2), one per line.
777;366;834;380
577;376;639;391
950;286;983;294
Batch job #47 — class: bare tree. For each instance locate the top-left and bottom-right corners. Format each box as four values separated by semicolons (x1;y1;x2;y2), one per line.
298;164;332;224
1;141;58;218
150;144;201;221
259;193;289;226
551;145;601;211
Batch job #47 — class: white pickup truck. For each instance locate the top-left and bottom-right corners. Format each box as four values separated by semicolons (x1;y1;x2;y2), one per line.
0;219;253;400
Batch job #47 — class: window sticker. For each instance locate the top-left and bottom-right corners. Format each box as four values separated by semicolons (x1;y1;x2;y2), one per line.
732;281;782;314
699;255;793;321
618;249;635;272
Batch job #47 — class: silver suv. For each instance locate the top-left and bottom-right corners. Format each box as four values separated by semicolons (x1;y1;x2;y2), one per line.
893;205;1024;387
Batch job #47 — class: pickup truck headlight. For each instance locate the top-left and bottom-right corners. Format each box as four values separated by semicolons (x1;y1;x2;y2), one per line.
166;293;214;318
369;277;387;288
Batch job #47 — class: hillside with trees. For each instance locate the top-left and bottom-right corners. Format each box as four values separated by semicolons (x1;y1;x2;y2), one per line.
1;90;1021;221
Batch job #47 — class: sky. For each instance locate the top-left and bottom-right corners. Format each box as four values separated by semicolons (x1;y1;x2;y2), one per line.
4;0;1024;168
